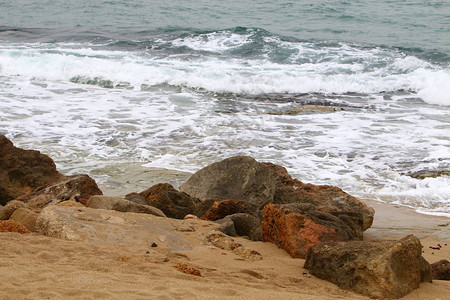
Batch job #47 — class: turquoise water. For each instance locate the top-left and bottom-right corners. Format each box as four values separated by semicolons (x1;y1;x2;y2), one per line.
0;0;449;216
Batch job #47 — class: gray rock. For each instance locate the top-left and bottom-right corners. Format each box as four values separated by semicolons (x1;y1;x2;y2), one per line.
431;259;450;280
0;200;27;220
87;195;166;217
36;206;192;250
304;235;428;299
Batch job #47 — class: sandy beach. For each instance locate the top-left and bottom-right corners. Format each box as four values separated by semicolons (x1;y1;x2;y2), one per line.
1;167;449;299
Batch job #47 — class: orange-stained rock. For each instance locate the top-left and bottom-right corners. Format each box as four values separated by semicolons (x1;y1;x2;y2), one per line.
0;136;63;205
262;203;356;258
201;199;256;221
0;220;31;234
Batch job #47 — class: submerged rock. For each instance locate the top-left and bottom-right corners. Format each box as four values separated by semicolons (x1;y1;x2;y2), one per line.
304;235;429;299
268;104;337;115
0;135;63;205
406;170;450;179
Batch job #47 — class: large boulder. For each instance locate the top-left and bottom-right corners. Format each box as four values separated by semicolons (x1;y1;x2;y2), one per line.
431;259;450;280
262;203;357;258
87;195;166;217
35;206;193;250
180;156;374;245
16;174;103;210
304;235;429;299
0;136;63;205
128;183;199;219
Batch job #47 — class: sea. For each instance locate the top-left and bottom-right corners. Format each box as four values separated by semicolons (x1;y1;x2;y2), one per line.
0;0;449;217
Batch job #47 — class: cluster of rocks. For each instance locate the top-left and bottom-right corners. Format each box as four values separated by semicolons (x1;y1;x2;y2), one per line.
1;135;447;299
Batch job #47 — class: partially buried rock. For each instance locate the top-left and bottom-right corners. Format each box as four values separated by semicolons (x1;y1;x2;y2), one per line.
0;135;63;205
304;235;429;299
262;203;356;258
9;207;39;232
87;195;166;217
0;200;28;220
431;259;450;280
16;174;103;210
216;213;261;241
0;220;31;234
128;183;199;219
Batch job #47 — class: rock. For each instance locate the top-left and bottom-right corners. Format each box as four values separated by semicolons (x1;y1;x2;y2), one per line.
124;193;148;205
205;231;262;261
173;262;202;277
0;200;28;220
420;257;432;283
9;207;39;232
201;199;256;221
0;220;31;234
269;105;336;115
431;259;450;280
216;213;262;241
180;156;374;233
87;195;166;217
36;206;192;250
249;226;262;241
216;217;236;236
130;183;199;219
407;170;450;179
0;136;63;205
17;174;103;210
304;235;426;299
180;156;277;211
261;203;355;258
57;200;85;207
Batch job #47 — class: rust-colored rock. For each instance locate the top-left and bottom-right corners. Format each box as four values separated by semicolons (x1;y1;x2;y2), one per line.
0;220;31;234
17;174;103;210
304;235;428;299
0;136;63;205
262;203;355;258
173;263;202;277
129;183;199;219
201;199;255;221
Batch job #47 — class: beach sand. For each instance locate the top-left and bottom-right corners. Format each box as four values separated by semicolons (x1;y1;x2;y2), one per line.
1;168;449;299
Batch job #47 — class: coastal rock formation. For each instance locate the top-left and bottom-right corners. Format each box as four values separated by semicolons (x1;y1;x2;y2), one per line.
87;195;166;217
431;259;450;280
0;135;63;205
36;206;192;250
262;203;357;258
0;220;31;234
215;213;261;240
128;183;200;219
17;174;103;210
304;235;429;299
0;200;28;220
9;207;39;232
201;199;256;221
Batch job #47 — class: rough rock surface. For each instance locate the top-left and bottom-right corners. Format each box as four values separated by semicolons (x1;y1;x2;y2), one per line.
180;156;374;233
87;195;166;217
130;183;199;219
17;174;103;210
0;135;63;205
36;206;193;250
262;203;359;258
431;259;450;280
0;200;28;220
56;201;85;208
201;199;256;221
0;220;31;233
216;213;261;241
304;235;427;299
9;207;39;232
205;231;262;261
